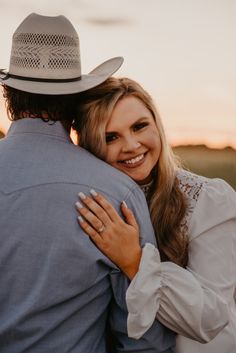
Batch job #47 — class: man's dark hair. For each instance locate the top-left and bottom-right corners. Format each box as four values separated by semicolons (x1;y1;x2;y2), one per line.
3;85;80;132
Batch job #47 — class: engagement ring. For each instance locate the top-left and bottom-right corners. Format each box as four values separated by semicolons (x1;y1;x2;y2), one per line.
98;225;105;233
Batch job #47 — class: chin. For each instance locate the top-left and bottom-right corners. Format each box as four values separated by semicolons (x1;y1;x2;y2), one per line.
138;172;154;184
133;177;150;185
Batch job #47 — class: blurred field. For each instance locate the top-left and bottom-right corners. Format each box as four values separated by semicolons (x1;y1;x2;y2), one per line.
173;145;236;190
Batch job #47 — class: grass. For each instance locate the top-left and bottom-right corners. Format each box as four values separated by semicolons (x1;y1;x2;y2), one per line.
173;145;236;190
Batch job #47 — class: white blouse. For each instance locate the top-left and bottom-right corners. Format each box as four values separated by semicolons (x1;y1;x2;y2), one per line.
126;170;236;353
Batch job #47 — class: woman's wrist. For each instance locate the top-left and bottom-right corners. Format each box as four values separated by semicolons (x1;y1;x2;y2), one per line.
121;246;142;280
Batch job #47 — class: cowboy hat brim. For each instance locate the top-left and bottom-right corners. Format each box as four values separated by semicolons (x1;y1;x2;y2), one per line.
0;57;124;95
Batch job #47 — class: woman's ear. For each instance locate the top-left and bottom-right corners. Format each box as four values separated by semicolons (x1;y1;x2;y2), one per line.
70;128;79;144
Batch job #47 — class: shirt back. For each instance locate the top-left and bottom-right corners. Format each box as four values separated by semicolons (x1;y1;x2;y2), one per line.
0;119;175;353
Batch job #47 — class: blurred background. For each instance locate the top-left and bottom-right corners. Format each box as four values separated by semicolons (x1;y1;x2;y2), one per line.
0;0;235;188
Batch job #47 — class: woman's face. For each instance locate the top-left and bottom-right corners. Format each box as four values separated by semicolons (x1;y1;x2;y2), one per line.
105;96;161;185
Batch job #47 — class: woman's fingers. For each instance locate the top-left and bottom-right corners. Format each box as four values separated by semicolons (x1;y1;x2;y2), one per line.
77;191;111;226
76;200;106;232
76;190;139;237
89;189;122;223
78;216;103;247
121;201;139;229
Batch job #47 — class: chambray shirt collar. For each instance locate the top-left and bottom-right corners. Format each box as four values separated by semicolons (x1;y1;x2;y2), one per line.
7;118;72;143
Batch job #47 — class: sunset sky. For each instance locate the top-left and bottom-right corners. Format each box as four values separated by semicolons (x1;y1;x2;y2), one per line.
0;0;236;148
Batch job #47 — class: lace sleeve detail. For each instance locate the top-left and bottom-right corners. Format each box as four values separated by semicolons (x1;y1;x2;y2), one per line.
177;170;209;235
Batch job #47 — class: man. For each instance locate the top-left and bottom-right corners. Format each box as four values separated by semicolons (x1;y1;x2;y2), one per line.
0;13;175;352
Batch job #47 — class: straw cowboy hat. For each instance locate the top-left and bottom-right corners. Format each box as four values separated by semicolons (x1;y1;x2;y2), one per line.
0;13;123;95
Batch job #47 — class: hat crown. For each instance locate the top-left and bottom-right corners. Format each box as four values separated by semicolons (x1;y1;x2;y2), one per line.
9;13;81;79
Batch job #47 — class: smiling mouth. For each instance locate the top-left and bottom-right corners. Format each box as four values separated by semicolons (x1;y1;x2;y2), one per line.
119;153;146;167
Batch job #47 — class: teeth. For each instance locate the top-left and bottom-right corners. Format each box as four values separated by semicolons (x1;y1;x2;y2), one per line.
124;154;144;164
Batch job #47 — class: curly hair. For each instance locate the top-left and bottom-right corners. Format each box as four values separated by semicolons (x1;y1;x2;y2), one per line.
73;77;188;267
2;85;79;131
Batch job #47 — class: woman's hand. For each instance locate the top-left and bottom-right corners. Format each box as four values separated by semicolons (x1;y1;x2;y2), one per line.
75;189;142;279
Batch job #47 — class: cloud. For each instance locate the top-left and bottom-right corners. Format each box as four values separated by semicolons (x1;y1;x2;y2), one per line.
84;17;133;27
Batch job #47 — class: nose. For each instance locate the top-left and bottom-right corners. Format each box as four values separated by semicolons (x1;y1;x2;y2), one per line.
121;136;141;152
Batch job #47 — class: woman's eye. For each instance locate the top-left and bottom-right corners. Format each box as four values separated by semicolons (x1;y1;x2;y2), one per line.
105;133;117;143
133;122;148;132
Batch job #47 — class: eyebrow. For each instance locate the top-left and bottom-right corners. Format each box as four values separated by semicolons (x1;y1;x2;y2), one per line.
106;117;149;134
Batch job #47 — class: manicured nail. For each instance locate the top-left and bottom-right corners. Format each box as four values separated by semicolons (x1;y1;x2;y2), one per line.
122;201;128;208
75;201;83;209
78;216;84;223
90;189;98;197
78;192;86;200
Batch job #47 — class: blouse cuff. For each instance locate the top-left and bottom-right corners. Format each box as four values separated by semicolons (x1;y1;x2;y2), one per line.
126;243;162;339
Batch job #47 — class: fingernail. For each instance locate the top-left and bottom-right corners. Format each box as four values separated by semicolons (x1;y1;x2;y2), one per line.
75;201;83;209
122;201;128;208
90;189;98;197
78;192;86;200
78;216;84;223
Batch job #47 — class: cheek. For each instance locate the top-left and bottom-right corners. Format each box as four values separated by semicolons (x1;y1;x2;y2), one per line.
104;145;118;165
149;132;161;159
145;128;161;147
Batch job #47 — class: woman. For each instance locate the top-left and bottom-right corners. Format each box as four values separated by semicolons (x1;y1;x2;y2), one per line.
73;77;236;353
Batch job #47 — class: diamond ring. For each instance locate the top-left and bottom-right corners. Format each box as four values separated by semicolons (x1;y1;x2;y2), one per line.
97;225;105;233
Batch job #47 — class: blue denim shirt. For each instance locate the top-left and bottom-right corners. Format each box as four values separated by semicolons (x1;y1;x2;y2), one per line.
0;118;175;353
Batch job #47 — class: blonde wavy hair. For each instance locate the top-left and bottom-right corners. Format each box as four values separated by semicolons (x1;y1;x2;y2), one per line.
73;77;188;267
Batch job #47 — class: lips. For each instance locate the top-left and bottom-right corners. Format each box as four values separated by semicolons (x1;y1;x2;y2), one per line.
124;154;144;164
119;153;146;168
